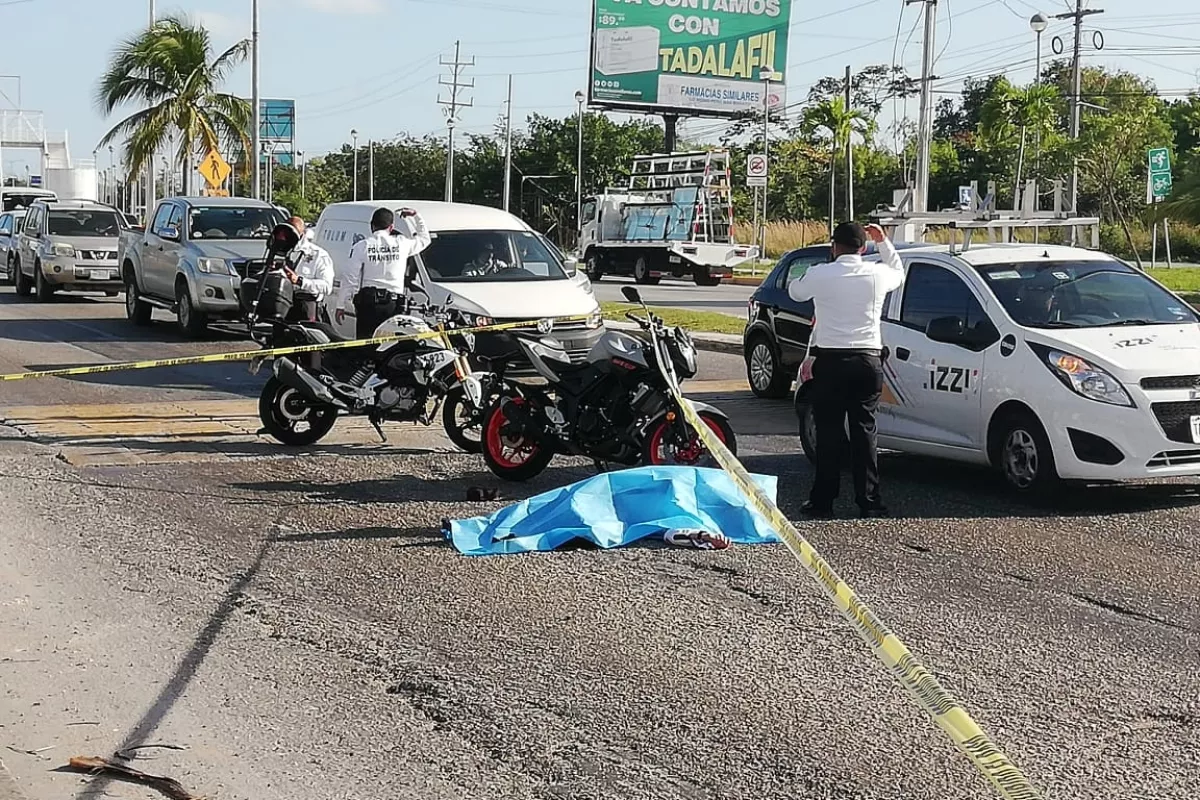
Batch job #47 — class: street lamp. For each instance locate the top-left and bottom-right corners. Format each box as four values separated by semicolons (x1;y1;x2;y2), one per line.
297;150;306;202
759;67;777;249
1030;12;1049;221
574;91;585;249
350;129;359;201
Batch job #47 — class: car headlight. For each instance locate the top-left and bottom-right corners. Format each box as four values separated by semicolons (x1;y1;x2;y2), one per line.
1035;344;1134;407
586;308;603;329
51;243;75;257
197;257;233;275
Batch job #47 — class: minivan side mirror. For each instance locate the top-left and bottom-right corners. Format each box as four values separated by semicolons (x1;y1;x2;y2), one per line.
925;315;967;345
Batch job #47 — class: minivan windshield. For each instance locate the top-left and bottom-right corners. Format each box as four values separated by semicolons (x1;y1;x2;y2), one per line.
47;210;124;237
421;230;569;283
979;260;1198;328
187;206;283;240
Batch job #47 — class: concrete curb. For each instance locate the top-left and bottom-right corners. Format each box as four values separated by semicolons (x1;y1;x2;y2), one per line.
729;276;767;287
0;758;30;800
608;321;744;356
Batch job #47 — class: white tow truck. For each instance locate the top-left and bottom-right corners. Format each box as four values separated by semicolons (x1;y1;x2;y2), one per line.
578;150;758;287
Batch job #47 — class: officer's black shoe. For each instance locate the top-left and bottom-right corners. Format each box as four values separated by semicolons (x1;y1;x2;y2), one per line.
859;505;890;519
801;502;835;519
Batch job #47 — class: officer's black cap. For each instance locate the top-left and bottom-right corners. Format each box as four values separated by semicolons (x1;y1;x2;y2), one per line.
832;221;867;250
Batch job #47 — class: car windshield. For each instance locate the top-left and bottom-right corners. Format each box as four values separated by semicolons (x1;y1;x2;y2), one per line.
47;210;123;237
421;230;570;283
187;206;283;240
978;259;1199;328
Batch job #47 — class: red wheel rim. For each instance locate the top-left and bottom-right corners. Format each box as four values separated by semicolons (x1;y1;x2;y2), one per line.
485;398;542;468
647;414;727;466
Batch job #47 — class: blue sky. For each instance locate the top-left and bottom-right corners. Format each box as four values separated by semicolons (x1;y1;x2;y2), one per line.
1;0;1197;177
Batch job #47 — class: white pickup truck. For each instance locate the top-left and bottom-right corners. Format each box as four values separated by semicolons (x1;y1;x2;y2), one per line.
117;196;285;336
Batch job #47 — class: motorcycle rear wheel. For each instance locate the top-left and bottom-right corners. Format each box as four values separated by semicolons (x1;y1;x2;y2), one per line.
481;397;554;481
258;377;339;446
442;387;483;454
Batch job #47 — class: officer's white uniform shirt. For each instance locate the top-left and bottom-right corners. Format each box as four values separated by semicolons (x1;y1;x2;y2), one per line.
290;236;336;300
338;214;432;309
788;237;905;351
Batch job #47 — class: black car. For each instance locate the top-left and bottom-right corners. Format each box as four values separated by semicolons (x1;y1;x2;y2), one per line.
742;241;925;397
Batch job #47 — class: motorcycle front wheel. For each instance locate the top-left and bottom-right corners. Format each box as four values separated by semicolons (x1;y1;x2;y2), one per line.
258;377;339;446
481;396;554;481
442;387;483;454
642;411;736;467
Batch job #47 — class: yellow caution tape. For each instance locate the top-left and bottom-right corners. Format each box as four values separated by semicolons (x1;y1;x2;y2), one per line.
670;388;1042;800
0;315;591;383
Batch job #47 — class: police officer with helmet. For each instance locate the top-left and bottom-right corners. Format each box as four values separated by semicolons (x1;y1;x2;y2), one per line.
336;206;432;339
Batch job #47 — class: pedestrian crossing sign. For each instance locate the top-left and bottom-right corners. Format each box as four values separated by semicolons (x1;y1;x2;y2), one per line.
199;149;232;188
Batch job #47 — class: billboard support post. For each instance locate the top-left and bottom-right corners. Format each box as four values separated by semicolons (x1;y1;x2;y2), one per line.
664;114;678;153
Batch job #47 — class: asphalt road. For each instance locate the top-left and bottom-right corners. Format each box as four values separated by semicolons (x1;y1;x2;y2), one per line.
0;287;1198;800
592;275;755;318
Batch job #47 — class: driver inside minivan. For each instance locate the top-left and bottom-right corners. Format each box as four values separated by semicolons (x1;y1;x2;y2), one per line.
462;241;509;276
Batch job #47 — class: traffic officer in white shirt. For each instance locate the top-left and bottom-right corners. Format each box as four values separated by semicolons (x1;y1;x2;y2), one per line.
282;216;335;322
789;221;904;519
336;207;432;339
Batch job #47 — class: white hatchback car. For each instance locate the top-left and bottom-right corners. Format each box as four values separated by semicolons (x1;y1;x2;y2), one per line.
794;243;1200;494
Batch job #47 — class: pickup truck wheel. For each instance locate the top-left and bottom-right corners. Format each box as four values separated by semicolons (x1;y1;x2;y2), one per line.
694;267;722;287
34;263;55;302
13;260;31;296
633;256;661;286
125;275;153;326
585;253;604;281
176;283;208;337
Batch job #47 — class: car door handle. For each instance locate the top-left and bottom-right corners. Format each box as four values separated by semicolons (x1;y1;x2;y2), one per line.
895;347;911;361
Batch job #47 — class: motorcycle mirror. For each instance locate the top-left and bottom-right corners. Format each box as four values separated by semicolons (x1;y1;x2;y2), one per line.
621;286;642;305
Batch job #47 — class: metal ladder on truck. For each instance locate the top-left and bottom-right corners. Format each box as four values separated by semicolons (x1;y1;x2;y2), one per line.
626;150;736;245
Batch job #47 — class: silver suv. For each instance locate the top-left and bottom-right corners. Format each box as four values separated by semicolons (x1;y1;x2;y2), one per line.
14;199;126;301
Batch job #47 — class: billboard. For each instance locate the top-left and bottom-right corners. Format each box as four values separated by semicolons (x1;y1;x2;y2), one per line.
589;0;791;118
260;98;294;166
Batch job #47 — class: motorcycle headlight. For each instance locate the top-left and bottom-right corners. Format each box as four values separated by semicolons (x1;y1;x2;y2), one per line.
1033;344;1133;407
197;257;233;275
51;243;76;257
672;327;698;377
586;307;603;329
462;312;495;328
459;331;476;351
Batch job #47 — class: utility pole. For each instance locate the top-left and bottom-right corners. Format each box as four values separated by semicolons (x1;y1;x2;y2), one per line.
147;0;157;210
1056;0;1104;219
845;65;854;220
368;139;374;201
438;41;474;203
502;75;513;212
251;0;261;200
907;0;937;213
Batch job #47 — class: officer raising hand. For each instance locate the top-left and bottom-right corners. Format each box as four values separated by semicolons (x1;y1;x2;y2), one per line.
790;221;905;520
337;207;432;339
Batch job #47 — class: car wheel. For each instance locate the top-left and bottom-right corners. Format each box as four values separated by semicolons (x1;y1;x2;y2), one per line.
13;260;31;297
125;274;153;326
796;398;851;468
34;263;55;302
746;334;793;399
694;267;722;287
176;282;208;337
996;410;1060;496
633;256;661;286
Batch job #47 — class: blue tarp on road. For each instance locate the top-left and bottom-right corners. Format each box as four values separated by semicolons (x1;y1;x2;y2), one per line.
447;466;782;556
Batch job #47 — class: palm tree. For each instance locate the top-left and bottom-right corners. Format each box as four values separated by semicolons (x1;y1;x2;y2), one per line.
95;15;252;195
803;97;873;228
979;81;1059;208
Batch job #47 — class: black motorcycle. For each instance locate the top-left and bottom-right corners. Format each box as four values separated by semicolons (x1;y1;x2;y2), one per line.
479;285;736;481
243;223;490;451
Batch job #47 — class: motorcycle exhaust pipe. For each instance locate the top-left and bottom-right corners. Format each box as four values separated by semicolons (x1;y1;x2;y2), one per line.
272;358;348;410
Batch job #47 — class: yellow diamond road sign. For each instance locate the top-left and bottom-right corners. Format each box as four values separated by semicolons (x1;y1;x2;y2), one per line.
199;149;231;188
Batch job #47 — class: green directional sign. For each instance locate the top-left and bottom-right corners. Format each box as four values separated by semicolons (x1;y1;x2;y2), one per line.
1149;147;1173;200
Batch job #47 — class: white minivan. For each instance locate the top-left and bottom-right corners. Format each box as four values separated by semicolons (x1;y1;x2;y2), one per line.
793;243;1200;494
314;200;605;369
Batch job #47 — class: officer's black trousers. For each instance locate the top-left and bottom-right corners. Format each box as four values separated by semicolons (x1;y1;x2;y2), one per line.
353;289;404;340
810;350;884;511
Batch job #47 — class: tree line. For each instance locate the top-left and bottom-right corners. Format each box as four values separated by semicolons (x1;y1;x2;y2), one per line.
98;15;1200;261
